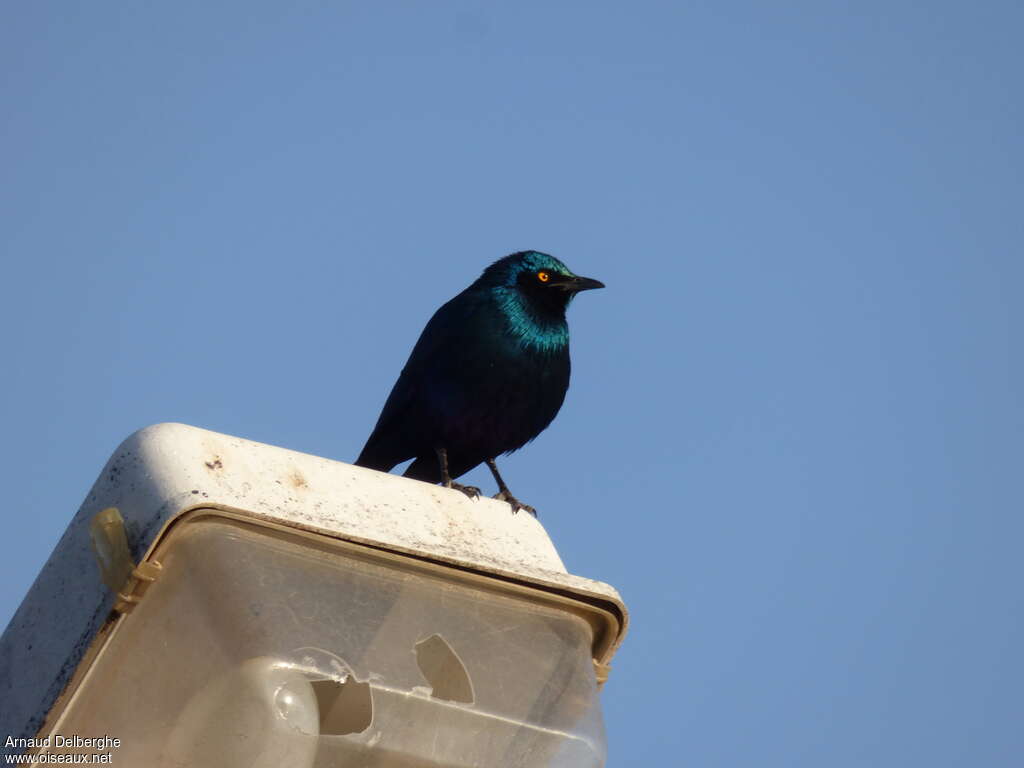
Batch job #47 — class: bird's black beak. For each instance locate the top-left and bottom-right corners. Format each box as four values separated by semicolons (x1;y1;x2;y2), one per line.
550;274;605;293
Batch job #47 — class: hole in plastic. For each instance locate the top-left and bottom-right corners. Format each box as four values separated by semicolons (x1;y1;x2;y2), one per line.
415;634;474;704
312;677;373;735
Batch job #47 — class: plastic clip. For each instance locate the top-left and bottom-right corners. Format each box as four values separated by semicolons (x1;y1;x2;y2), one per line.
89;507;162;614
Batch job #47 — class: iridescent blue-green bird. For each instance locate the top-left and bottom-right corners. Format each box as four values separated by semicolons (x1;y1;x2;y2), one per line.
355;251;604;515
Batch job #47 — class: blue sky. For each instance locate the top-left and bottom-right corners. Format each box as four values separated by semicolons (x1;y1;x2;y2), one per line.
2;2;1021;765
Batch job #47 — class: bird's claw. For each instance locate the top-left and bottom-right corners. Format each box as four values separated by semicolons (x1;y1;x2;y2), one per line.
493;491;537;517
446;481;481;500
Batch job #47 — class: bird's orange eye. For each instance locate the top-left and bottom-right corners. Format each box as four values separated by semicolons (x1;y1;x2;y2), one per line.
537;271;550;282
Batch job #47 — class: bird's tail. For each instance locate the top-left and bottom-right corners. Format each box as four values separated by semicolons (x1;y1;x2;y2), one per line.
402;456;441;483
353;440;399;473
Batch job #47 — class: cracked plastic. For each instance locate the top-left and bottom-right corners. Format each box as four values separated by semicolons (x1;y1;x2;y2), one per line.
47;517;606;767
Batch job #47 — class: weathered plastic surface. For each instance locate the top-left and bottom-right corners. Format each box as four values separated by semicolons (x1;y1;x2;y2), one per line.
0;423;627;759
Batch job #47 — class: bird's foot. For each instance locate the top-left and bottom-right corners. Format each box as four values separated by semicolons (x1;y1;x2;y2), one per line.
446;480;481;500
493;490;537;517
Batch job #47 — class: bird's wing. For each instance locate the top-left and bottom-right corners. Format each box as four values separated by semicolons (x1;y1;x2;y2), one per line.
355;292;480;471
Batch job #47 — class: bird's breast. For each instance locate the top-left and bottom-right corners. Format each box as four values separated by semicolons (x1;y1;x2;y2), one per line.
438;338;570;456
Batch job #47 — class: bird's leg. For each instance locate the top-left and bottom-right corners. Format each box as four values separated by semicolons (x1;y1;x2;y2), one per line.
486;459;536;516
435;447;480;500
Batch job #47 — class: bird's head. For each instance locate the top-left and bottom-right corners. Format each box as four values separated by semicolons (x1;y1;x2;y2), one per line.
478;251;604;317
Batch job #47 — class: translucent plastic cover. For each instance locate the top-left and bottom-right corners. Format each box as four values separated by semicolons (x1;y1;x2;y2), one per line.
47;516;606;767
